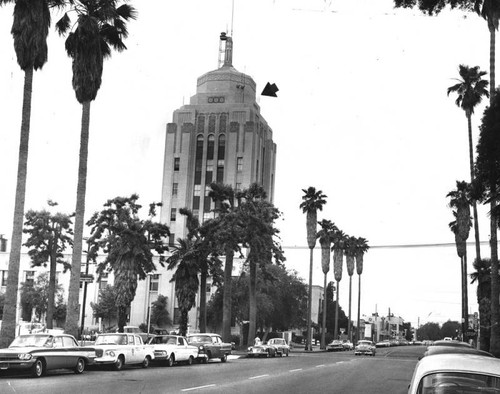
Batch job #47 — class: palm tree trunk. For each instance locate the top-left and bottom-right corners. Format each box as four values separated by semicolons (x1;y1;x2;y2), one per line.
348;274;352;342
199;269;207;332
117;305;127;332
356;274;361;344
66;100;91;339
222;248;234;343
461;252;468;339
306;247;313;351
334;280;339;340
467;113;481;261
46;247;57;329
0;67;34;348
247;259;257;347
321;273;327;349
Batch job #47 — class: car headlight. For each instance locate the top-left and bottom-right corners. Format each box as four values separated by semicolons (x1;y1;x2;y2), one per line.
18;353;32;360
198;345;205;351
105;350;116;357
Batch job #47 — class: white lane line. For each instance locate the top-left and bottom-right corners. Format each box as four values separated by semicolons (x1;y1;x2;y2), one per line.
249;374;269;380
182;384;216;391
315;364;325;368
289;368;303;372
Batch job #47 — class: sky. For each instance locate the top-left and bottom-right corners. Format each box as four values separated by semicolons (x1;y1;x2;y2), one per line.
0;0;495;328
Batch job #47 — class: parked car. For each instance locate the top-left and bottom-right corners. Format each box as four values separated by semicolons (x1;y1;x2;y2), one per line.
267;338;290;356
123;326;151;344
0;333;95;377
186;333;232;363
247;342;277;358
147;335;198;366
342;340;354;351
375;340;391;348
408;353;500;394
327;340;344;352
93;333;154;370
355;340;376;356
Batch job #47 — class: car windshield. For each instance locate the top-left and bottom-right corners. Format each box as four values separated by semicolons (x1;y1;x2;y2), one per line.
358;341;371;346
188;336;211;344
9;335;52;348
418;372;500;393
95;335;127;345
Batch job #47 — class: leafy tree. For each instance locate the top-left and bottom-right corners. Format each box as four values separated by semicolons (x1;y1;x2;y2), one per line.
22;201;73;329
475;89;500;356
319;282;349;338
300;186;327;350
55;0;137;338
86;195;170;332
0;292;5;320
91;284;118;329
53;294;67;327
20;272;63;323
448;65;489;261
0;0;67;348
150;294;171;329
416;322;442;341
441;320;461;339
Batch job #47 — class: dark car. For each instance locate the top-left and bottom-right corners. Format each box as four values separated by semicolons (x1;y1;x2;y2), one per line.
327;340;344;352
186;333;232;363
0;333;95;377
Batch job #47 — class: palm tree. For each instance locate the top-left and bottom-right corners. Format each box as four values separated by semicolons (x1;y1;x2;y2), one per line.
448;65;489;262
355;237;369;344
344;235;358;343
300;187;327;351
332;230;346;340
55;0;137;338
167;238;200;337
317;219;336;349
471;258;492;350
0;0;66;348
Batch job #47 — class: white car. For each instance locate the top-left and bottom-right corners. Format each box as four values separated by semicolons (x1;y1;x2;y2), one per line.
266;338;290;356
408;353;500;394
94;333;154;370
147;335;198;366
354;340;376;356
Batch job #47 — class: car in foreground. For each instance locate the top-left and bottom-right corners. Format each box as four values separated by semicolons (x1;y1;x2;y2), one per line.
186;333;232;363
327;340;344;352
266;338;290;357
147;335;198;366
93;333;154;370
355;340;376;356
421;345;494;359
408;353;500;394
0;333;95;378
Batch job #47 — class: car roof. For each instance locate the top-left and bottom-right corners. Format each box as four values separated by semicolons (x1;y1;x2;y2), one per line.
187;333;219;337
431;340;471;347
423;346;494;358
413;353;500;378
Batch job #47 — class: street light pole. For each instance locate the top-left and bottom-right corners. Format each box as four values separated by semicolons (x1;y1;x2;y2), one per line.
146;274;152;342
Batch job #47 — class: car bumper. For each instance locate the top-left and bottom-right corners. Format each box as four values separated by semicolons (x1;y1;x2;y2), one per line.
94;355;118;365
0;360;35;371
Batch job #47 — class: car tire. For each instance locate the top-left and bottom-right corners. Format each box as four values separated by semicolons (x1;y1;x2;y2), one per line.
142;356;151;368
114;355;124;371
286;350;289;357
187;356;193;366
31;358;44;378
74;357;85;374
166;355;174;367
220;354;227;363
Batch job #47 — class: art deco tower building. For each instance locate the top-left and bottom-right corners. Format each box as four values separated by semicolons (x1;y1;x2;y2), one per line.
160;33;277;239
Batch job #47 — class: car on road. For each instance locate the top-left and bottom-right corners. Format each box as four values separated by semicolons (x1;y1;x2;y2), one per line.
355;340;376;356
93;333;154;370
247;341;277;358
0;333;95;378
186;333;232;363
123;325;151;344
327;340;344;352
375;340;391;348
421;345;494;359
408;353;500;394
341;340;354;351
147;335;198;366
267;338;290;357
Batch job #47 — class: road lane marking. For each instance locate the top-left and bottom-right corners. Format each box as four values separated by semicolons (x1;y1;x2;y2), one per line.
315;364;325;368
182;384;216;391
249;374;269;380
289;368;303;372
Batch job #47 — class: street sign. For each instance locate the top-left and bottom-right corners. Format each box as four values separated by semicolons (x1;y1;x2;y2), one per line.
79;274;94;283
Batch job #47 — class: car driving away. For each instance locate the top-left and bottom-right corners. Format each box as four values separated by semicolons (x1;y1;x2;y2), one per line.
0;333;95;378
147;335;198;366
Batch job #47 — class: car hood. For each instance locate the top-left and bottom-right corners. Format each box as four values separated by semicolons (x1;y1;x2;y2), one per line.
0;347;45;354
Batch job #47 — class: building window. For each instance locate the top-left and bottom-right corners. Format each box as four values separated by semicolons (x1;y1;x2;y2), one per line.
170;208;176;222
172;183;178;197
1;270;7;287
203;212;212;221
174;157;180;171
169;234;176;246
194;184;201;197
149;274;160;292
99;273;108;290
237;157;243;172
24;271;35;286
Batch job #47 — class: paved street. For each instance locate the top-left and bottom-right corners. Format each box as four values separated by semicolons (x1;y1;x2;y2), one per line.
0;346;425;394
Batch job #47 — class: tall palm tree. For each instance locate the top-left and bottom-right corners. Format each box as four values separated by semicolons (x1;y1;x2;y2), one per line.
344;235;358;343
56;0;137;338
300;187;327;351
317;220;336;349
471;258;492;350
332;230;346;340
448;64;489;262
355;237;369;344
448;180;473;339
0;0;66;348
167;238;200;337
